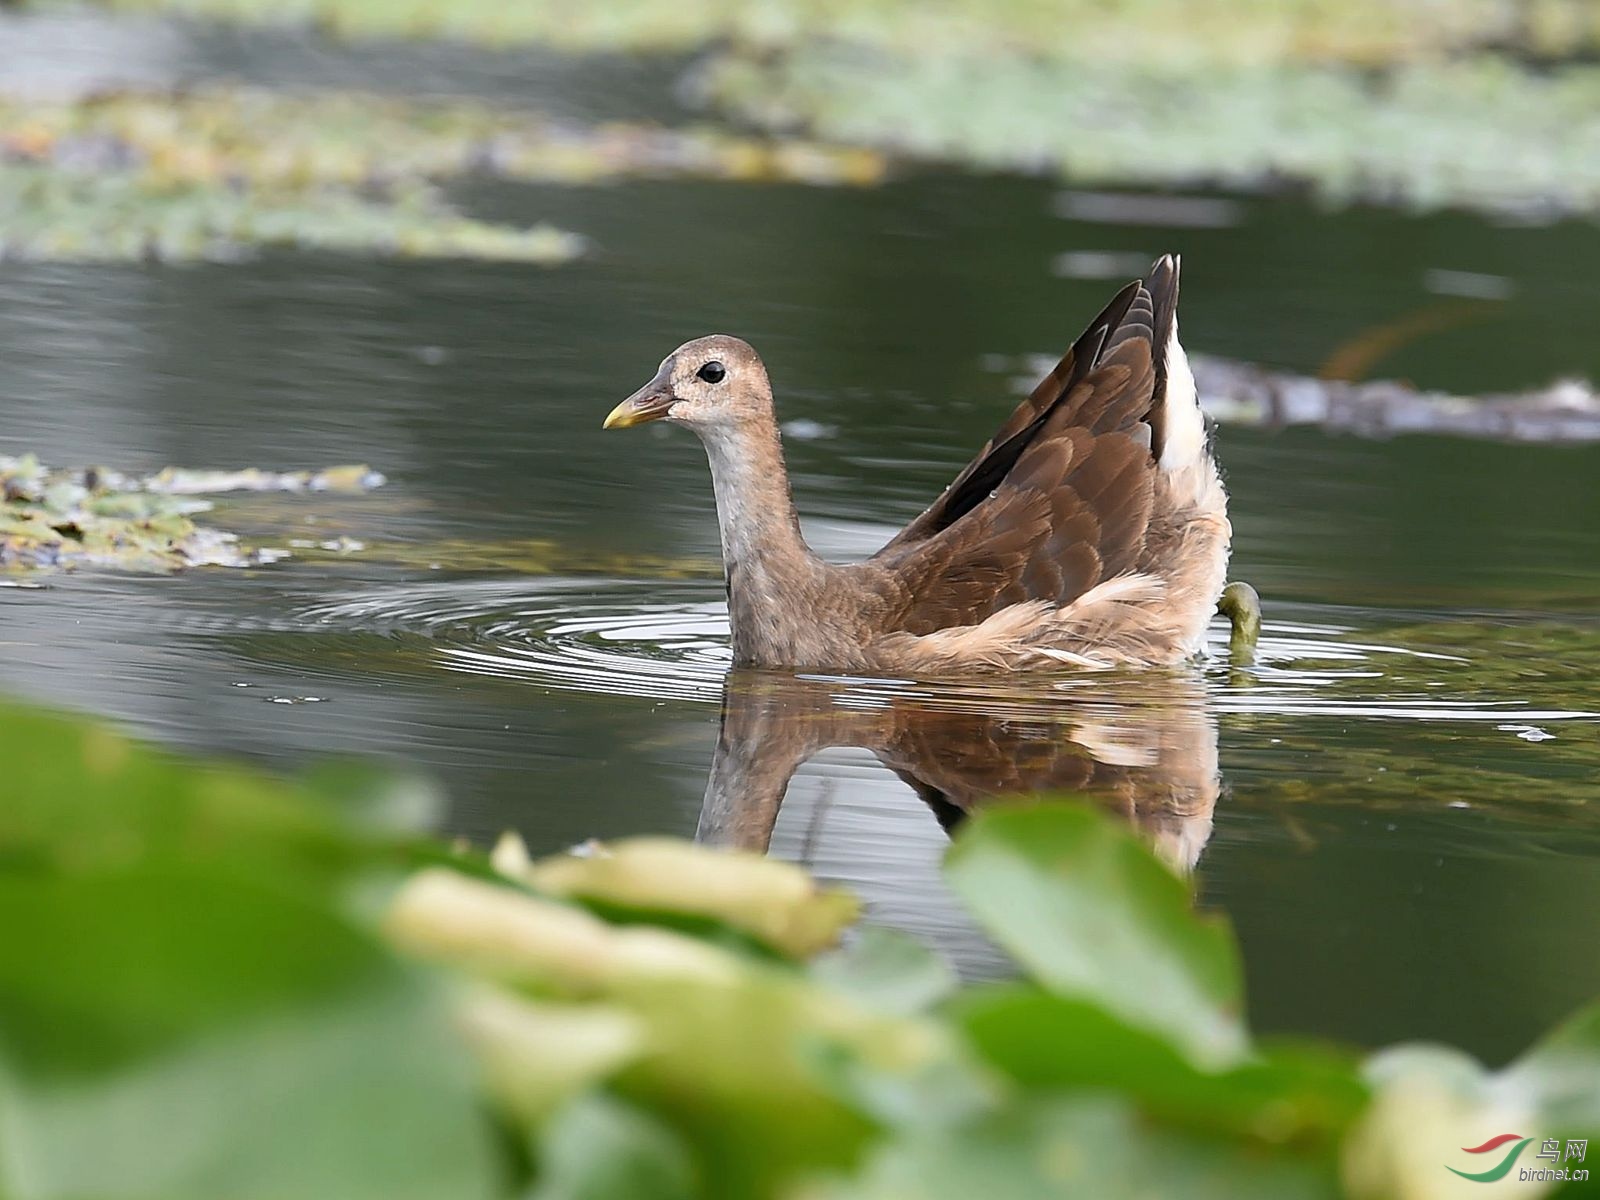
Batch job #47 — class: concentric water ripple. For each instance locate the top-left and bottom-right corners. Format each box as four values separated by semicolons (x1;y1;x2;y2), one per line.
240;576;1600;727
291;577;733;702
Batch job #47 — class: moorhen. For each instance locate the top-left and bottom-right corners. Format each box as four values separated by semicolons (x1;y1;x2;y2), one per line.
604;255;1231;673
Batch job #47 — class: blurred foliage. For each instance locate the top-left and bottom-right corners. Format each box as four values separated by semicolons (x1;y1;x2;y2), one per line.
0;167;583;265
0;453;382;571
51;0;1600;59
704;52;1600;217
0;89;881;263
34;0;1600;215
0;91;884;189
0;700;498;1200
2;698;1598;1197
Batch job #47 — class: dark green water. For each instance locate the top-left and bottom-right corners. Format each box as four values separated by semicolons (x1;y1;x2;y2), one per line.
3;18;1599;1067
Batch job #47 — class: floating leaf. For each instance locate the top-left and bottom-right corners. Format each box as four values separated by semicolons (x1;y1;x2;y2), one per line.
0;166;584;265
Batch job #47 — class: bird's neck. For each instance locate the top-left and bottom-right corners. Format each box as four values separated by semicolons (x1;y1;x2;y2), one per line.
697;417;825;664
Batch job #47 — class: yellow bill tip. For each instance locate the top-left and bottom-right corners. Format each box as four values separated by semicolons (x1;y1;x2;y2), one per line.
602;389;673;430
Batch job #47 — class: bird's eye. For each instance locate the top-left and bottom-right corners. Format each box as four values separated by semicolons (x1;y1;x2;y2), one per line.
697;361;726;384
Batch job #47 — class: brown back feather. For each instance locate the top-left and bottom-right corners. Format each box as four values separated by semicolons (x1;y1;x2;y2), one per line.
881;278;1142;550
870;258;1181;633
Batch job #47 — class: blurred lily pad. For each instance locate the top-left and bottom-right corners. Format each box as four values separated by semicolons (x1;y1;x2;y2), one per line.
527;1094;697;1200
955;987;1365;1147
0;700;497;1200
821;1095;1342;1200
1341;1004;1600;1200
502;834;861;958
5;692;1600;1199
945;805;1248;1068
385;865;952;1198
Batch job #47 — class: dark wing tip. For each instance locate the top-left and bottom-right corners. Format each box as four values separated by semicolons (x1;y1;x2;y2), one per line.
875;264;1185;556
1145;254;1181;342
1143;254;1183;459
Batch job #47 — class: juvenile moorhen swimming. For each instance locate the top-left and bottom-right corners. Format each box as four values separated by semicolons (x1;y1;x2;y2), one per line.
604;254;1230;673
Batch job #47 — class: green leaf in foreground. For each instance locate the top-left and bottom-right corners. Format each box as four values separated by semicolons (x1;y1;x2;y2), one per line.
0;702;497;1200
955;987;1365;1148
1;701;351;885
503;834;860;958
526;1094;696;1200
820;1096;1340;1200
1505;997;1600;1135
5;695;1600;1200
0;865;496;1200
387;867;947;1198
944;804;1248;1068
1342;999;1600;1199
810;926;958;1017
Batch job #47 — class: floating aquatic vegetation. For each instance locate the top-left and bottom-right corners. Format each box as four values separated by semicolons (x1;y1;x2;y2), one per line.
0;89;882;262
48;0;1600;60
21;4;1600;215
702;50;1600;217
123;462;387;494
0;453;384;571
0;90;885;190
0;167;584;264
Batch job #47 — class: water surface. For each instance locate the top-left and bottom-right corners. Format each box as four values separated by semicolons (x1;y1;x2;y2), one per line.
3;29;1599;1066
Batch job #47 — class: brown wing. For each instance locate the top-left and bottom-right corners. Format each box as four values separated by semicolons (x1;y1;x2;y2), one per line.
870;256;1181;634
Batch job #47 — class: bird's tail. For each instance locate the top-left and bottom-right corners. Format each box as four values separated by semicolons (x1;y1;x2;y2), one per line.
1144;254;1208;473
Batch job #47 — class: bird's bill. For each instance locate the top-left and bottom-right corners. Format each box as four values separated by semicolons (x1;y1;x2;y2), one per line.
603;368;675;429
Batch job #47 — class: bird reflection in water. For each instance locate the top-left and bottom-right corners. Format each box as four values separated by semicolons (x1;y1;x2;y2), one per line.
697;669;1220;976
699;668;1219;869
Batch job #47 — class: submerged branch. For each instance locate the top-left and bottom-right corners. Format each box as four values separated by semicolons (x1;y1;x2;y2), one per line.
1014;354;1600;444
1192;356;1600;445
